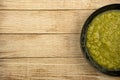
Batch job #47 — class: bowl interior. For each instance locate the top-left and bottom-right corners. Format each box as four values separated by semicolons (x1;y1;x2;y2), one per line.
80;4;120;76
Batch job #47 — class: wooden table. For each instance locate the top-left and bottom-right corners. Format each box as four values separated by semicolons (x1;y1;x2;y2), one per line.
0;0;120;80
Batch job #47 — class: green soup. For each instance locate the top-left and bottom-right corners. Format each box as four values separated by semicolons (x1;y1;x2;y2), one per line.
86;10;120;70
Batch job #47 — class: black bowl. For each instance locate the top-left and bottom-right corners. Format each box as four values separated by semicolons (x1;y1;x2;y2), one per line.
80;4;120;76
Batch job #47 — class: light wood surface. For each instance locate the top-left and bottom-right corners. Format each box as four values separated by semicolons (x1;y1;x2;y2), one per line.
0;0;120;80
0;0;120;9
0;10;94;33
0;34;81;58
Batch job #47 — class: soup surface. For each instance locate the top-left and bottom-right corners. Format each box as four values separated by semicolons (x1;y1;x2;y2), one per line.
86;10;120;70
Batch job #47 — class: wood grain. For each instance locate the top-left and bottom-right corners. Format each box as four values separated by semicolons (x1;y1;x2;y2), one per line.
0;58;120;80
0;58;95;80
0;0;120;10
0;34;81;58
0;10;94;33
1;0;120;80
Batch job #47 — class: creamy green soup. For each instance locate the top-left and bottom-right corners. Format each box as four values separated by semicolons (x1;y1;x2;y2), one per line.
86;10;120;70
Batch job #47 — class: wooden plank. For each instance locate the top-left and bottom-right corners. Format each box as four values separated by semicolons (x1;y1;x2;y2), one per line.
0;10;94;33
0;34;82;58
0;0;120;9
0;58;119;80
0;58;96;80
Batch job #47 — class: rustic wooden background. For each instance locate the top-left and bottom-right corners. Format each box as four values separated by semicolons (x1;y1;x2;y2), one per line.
0;0;120;80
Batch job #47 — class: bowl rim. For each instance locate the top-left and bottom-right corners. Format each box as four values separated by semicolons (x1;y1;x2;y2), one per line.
80;4;120;76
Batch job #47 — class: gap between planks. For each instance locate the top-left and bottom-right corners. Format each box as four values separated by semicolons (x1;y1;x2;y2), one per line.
0;9;96;11
0;33;79;35
0;57;83;59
